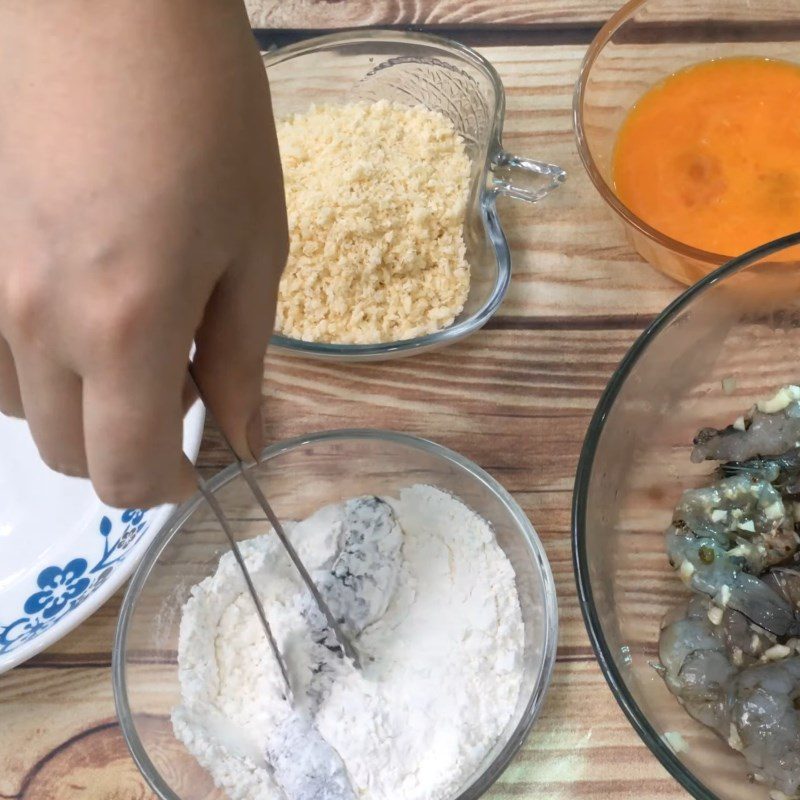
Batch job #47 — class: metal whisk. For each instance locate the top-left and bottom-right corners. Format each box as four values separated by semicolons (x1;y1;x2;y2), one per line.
187;367;360;698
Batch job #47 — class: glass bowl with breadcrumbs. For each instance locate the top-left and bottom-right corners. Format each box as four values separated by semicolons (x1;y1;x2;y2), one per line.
262;30;565;361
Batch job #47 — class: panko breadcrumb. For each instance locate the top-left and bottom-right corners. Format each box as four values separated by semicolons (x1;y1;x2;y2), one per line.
275;100;471;344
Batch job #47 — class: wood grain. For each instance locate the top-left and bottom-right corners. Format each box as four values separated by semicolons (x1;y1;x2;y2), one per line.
246;0;616;30
0;660;681;800
245;0;798;30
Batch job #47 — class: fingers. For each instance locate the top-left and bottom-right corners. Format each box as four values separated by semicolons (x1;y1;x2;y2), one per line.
82;352;196;509
0;335;23;417
192;244;284;463
13;347;87;476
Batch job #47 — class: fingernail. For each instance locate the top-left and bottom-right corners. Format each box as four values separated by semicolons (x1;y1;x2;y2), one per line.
246;407;264;464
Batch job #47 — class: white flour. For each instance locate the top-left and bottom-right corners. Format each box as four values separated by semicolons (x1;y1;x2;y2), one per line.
172;484;525;800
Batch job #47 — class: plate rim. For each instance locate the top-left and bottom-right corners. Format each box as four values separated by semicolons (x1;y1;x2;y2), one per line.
0;400;206;673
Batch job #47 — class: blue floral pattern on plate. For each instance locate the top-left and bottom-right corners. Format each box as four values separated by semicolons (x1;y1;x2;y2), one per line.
0;510;150;655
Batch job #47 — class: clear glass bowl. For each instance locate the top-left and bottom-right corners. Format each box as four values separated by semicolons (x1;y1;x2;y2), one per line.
573;233;800;800
114;430;558;800
574;0;800;285
264;31;565;360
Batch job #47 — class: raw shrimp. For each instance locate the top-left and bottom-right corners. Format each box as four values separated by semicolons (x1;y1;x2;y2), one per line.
665;525;799;637
660;594;776;672
692;387;800;464
659;386;800;797
673;475;797;572
660;607;800;795
730;658;800;796
659;599;800;792
659;595;735;734
294;497;403;697
303;496;403;657
296;498;402;708
314;496;403;638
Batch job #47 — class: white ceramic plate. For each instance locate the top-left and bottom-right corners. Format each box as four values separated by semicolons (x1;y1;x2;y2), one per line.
0;402;205;673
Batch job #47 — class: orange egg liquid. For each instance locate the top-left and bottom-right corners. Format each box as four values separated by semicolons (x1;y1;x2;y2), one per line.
613;57;800;257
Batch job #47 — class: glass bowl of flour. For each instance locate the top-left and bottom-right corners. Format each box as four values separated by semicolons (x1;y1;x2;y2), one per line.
113;429;557;800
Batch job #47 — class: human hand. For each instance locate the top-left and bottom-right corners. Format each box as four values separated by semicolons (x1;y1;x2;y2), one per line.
0;0;287;507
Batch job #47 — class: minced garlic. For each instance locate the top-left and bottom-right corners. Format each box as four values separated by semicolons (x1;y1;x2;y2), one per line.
707;605;724;626
757;385;800;414
275;101;471;344
762;643;792;662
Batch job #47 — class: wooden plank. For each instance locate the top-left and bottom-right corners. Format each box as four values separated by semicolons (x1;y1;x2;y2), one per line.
246;0;615;29
245;0;796;30
209;328;639;471
0;660;680;800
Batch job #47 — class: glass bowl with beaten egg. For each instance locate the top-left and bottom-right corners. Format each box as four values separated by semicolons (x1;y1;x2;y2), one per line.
574;0;800;285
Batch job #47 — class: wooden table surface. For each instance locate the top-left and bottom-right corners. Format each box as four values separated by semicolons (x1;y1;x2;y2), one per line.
0;3;693;799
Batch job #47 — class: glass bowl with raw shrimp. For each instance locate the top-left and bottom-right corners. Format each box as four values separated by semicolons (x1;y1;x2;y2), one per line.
574;0;800;285
573;233;800;800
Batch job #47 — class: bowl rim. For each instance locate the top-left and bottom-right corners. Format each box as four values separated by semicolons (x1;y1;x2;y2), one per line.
572;230;800;800
114;427;559;800
262;29;514;359
573;0;731;267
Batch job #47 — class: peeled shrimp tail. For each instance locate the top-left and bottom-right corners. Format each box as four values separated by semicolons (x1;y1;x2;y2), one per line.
264;498;405;800
692;390;800;464
303;496;403;653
